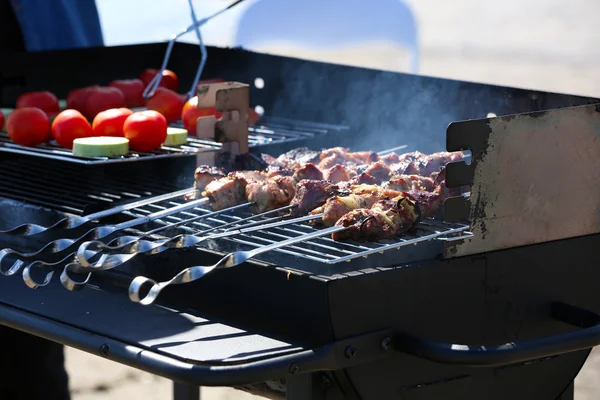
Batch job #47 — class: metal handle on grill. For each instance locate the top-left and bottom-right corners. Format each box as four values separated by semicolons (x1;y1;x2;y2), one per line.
128;224;347;306
0;188;194;237
392;302;600;367
0;198;209;279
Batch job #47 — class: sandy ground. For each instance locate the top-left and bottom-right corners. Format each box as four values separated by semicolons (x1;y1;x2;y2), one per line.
68;1;600;399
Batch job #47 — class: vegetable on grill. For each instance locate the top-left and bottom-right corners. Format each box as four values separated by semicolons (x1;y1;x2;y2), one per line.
72;136;130;158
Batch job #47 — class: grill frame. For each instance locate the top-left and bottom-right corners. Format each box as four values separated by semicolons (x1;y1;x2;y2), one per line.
2;42;600;400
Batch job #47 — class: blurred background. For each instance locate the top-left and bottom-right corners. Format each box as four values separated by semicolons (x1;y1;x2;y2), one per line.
67;0;600;398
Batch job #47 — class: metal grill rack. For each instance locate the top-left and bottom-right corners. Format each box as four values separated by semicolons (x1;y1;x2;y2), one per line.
0;116;349;165
116;193;472;272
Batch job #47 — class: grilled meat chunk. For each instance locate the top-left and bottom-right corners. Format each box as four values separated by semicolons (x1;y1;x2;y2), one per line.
187;165;227;199
290;180;348;216
246;175;297;213
203;171;267;210
277;147;321;168
293;163;324;182
324;164;351;183
266;164;294;177
390;151;464;177
386;175;435;192
332;196;420;241
314;184;403;226
363;161;391;183
351;173;378;185
380;152;400;165
402;188;443;218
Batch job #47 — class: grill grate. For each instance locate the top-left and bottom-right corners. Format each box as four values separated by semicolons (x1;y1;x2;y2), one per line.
117;195;471;268
0;117;348;165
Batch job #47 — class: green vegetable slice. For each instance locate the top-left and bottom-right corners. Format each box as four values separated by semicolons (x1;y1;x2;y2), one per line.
164;127;188;146
72;136;130;158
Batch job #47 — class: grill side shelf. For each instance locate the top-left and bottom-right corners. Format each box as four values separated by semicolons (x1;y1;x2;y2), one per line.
0;276;393;386
444;102;600;257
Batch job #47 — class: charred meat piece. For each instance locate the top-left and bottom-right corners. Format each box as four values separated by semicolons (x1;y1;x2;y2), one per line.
290;180;348;216
246;175;297;213
351;173;378;185
386;175;435;192
332;196;420;241
402;189;443;218
419;152;465;176
203;171;267;210
266;164;294;178
315;184;403;226
293;163;324;182
350;151;379;164
390;151;464;177
324;164;351;183
186;165;227;199
315;194;373;226
277;147;321;168
380;152;400;165
363;161;392;183
203;176;248;211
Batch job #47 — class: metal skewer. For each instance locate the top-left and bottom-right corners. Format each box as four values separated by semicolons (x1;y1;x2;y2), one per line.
128;224;348;305
20;201;279;288
0;197;210;277
0;188;195;237
75;203;297;267
60;214;322;291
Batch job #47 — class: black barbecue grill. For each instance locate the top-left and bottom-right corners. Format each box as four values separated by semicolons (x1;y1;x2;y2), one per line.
1;42;600;400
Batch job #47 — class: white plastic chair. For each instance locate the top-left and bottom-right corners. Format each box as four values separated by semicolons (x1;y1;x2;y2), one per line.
232;0;419;73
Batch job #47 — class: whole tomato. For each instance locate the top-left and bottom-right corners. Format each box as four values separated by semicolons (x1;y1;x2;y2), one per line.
92;108;133;137
66;85;100;113
181;96;222;134
109;79;145;108
84;87;126;120
139;68;179;91
51;109;93;149
146;87;185;123
6;107;51;147
0;109;4;131
16;91;60;117
123;110;168;153
248;108;261;126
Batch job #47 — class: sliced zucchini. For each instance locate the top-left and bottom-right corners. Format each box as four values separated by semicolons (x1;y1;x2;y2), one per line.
164;127;188;146
72;136;130;158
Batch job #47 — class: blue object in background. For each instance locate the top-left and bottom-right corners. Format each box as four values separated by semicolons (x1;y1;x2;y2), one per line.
9;0;104;51
233;0;420;73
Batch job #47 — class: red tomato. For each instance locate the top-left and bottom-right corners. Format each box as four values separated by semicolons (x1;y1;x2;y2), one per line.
123;110;168;153
66;86;99;113
16;91;60;117
139;68;179;91
84;87;126;120
146;87;185;123
6;107;51;147
92;108;133;137
182;106;222;134
248;108;261;126
51;109;93;149
109;79;145;108
181;95;222;134
0;109;4;131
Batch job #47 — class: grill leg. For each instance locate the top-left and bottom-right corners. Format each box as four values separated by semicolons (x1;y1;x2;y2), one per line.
558;382;574;400
286;374;326;400
173;382;201;400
